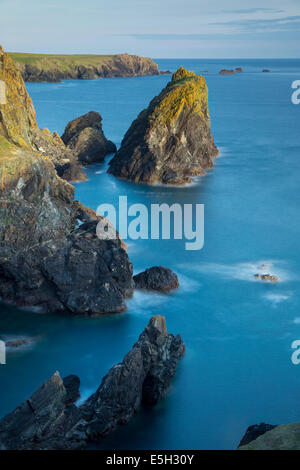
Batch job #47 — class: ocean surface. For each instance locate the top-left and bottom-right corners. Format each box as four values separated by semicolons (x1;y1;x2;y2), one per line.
1;59;300;449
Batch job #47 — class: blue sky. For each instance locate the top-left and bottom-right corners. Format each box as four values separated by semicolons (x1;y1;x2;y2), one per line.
1;0;300;57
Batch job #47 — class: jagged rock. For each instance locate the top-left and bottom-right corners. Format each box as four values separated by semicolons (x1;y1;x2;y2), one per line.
254;273;279;282
108;67;218;185
0;46;85;182
9;53;163;83
62;111;116;164
134;266;179;293
0;45;134;314
238;423;277;447
0;316;185;450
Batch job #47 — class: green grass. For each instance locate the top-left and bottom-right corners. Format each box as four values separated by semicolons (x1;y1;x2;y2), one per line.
8;53;117;71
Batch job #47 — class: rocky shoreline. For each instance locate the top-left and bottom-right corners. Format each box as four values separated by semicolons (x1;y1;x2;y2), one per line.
9;52;167;83
0;316;185;450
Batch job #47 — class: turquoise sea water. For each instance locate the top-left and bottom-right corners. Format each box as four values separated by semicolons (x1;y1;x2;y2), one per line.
1;59;300;449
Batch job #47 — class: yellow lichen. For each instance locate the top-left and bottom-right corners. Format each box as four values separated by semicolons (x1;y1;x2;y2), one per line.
150;68;209;127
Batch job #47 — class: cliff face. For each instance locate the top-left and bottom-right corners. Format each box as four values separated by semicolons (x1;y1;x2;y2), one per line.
239;422;300;450
9;53;161;83
108;67;218;185
0;46;86;182
0;45;134;314
0;316;185;450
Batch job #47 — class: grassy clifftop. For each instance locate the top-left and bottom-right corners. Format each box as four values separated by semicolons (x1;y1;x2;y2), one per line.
8;52;160;82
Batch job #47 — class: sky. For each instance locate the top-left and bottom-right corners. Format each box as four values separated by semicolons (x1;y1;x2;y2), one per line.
1;0;300;58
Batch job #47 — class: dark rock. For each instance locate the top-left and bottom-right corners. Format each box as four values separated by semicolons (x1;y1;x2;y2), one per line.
108;67;218;185
62;111;116;165
235;67;243;72
219;69;235;75
0;316;185;450
254;273;279;282
134;266;179;293
63;375;81;404
238;423;277;447
262;69;271;73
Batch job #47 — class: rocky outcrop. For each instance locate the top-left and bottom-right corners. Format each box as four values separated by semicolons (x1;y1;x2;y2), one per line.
238;423;277;447
254;273;279;282
0;45;134;314
262;69;271;73
238;422;300;450
134;266;179;293
219;69;235;75
0;46;86;182
108;67;218;185
62;111;116;164
9;53;163;83
0;316;185;450
235;67;243;73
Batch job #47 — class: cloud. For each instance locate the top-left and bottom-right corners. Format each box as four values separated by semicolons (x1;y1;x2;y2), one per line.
213;15;300;33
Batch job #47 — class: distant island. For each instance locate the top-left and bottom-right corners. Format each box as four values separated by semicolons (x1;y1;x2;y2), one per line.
8;52;167;82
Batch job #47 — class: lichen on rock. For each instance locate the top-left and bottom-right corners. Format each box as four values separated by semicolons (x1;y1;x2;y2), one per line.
108;66;218;185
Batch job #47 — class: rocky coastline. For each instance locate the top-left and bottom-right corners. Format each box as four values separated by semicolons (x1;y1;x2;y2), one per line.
9;52;166;83
0;316;185;450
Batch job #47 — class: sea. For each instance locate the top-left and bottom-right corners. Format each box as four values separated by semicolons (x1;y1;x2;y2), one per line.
1;58;300;449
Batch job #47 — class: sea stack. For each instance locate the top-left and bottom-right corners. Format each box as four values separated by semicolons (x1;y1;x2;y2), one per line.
62;111;117;165
108;67;218;185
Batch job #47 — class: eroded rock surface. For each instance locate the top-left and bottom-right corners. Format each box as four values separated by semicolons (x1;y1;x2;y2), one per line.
62;111;116;164
0;316;185;450
108;67;218;185
238;423;277;447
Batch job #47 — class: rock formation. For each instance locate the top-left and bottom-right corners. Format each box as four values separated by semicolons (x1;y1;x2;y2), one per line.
0;46;85;182
134;266;179;293
238;422;300;450
0;44;134;314
0;316;185;450
219;69;236;75
62;111;116;164
108;67;218;185
9;53;164;83
254;273;279;282
238;423;277;447
262;69;271;73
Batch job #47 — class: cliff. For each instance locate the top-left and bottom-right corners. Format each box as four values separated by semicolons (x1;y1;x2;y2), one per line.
239;422;300;450
0;316;185;450
0;46;86;181
8;52;162;83
108;67;218;185
0;45;134;314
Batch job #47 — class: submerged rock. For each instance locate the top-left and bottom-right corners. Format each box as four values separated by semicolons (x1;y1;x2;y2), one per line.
0;45;85;182
0;316;185;450
238;423;277;447
219;69;235;75
62;111;116;165
254;273;279;282
262;69;271;73
134;266;179;293
108;67;218;185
